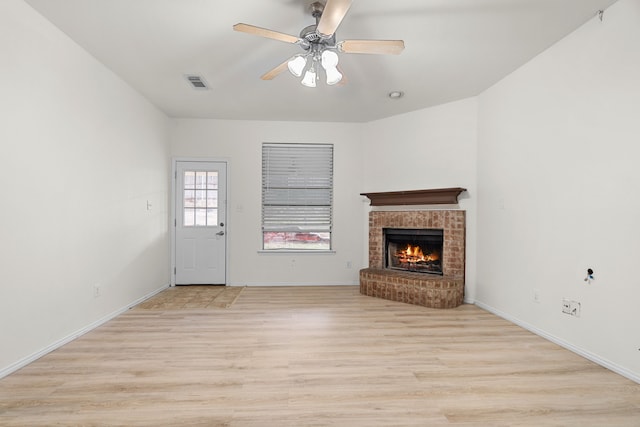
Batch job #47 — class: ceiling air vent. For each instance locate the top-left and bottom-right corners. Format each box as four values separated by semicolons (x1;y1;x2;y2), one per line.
184;74;209;90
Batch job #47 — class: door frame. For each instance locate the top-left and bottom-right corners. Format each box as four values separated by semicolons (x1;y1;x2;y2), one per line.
170;157;230;287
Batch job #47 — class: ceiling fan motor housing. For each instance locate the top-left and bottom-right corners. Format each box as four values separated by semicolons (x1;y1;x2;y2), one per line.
300;24;336;47
299;2;337;48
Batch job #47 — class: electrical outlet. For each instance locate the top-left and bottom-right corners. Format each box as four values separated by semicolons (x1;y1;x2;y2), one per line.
562;299;581;316
570;301;581;317
533;289;540;303
346;261;352;269
93;283;101;298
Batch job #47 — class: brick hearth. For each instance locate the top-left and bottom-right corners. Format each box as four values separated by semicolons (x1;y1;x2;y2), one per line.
360;210;465;309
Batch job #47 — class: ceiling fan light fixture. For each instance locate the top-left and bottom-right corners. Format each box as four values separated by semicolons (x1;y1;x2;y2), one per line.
320;49;342;85
287;55;307;77
321;50;339;69
301;66;317;87
325;66;343;85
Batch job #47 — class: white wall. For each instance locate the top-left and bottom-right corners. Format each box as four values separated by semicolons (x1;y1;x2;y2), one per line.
170;119;364;286
362;99;479;301
0;0;170;375
476;0;640;381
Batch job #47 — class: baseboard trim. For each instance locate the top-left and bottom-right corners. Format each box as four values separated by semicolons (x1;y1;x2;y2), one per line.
0;284;169;380
474;300;640;385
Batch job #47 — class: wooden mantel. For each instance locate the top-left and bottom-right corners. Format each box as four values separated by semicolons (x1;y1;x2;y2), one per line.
360;187;467;206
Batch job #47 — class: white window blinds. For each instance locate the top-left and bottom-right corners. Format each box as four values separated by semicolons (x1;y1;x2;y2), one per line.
262;143;333;233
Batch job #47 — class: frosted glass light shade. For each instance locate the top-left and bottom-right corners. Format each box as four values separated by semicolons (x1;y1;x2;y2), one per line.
301;68;317;87
287;55;307;77
321;50;339;69
325;66;343;85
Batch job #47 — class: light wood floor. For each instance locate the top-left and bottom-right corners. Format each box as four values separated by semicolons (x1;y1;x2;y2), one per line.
1;286;639;426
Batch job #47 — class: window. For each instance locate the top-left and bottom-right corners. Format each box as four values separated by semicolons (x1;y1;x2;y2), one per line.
183;171;219;227
262;143;333;250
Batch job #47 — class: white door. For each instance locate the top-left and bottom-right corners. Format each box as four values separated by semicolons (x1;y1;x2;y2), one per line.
175;161;227;285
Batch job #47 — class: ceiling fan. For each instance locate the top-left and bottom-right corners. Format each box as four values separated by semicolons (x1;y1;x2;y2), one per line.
233;0;405;87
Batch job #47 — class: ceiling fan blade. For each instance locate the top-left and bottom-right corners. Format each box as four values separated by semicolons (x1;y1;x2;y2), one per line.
336;66;348;86
261;58;291;80
316;0;353;37
339;39;405;55
233;23;300;44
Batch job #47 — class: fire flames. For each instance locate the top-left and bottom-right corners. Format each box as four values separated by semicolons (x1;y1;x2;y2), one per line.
396;244;440;264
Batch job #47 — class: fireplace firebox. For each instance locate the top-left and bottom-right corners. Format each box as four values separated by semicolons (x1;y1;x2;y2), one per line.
384;228;444;275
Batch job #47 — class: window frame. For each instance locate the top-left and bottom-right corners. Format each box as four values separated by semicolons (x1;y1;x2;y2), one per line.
261;142;334;252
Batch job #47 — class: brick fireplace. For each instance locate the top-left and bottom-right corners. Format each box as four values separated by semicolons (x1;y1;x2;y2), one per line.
359;208;466;309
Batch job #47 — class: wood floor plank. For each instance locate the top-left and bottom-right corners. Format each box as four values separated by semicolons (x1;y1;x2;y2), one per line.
1;286;639;426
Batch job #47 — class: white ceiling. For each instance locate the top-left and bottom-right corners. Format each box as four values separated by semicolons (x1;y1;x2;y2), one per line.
25;0;618;123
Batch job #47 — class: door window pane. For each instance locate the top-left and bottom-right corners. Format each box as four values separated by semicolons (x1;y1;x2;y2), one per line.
195;190;207;208
195;209;207;226
196;172;207;189
184;190;195;208
207;209;218;225
207;191;218;208
183;171;220;227
184;172;195;189
183;209;195;227
207;174;218;190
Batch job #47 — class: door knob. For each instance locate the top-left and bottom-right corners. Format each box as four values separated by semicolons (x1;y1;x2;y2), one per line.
216;231;225;236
